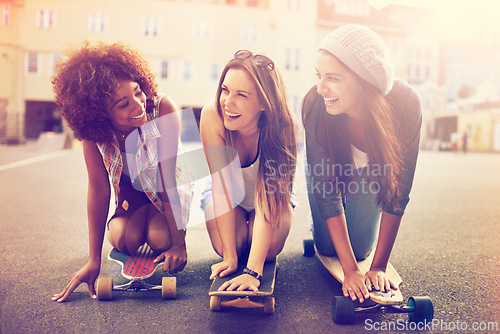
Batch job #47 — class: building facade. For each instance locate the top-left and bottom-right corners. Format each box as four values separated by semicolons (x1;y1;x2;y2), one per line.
0;0;317;142
2;0;497;151
0;0;412;143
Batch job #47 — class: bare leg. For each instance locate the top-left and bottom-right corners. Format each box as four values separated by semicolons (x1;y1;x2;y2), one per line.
107;204;149;254
146;204;172;252
204;201;250;258
247;205;292;261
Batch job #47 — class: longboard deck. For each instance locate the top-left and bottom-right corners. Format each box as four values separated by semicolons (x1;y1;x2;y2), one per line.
108;244;163;280
315;247;403;305
209;258;277;297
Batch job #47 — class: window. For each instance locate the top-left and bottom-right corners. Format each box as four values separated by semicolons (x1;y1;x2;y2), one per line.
2;3;10;27
333;0;370;17
193;21;213;40
143;17;159;36
182;61;193;82
25;52;40;75
36;9;56;29
242;25;257;44
89;13;108;33
209;63;221;83
285;48;300;71
160;59;171;80
50;53;63;75
286;0;301;11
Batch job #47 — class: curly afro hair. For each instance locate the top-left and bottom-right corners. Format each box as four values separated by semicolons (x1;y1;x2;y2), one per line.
52;41;158;144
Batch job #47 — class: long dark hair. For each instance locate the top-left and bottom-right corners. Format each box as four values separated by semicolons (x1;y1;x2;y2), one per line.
302;78;403;209
216;57;297;228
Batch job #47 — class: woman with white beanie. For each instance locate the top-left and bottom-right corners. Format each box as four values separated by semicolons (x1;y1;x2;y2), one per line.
302;24;422;303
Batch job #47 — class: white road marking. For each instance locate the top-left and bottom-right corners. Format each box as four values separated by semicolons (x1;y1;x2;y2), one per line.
0;150;71;171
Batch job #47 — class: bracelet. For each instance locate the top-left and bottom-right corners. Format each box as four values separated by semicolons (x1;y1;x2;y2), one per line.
243;267;262;281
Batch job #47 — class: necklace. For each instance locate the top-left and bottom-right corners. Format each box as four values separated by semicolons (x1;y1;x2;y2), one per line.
114;128;128;141
119;131;126;140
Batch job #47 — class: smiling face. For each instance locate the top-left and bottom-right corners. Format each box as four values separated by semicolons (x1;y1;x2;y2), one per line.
219;68;263;135
315;50;362;119
107;80;147;131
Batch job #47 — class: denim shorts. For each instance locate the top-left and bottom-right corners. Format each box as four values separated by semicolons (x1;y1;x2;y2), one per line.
199;178;214;212
200;178;296;213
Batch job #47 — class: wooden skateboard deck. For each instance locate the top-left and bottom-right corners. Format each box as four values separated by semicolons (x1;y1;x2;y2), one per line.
96;243;176;300
315;247;404;305
303;239;434;324
209;256;277;314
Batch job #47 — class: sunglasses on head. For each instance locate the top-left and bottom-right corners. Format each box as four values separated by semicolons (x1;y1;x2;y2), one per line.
234;50;275;71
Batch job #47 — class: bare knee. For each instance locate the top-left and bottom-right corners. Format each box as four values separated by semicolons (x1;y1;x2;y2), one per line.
147;229;170;251
147;213;171;252
108;218;131;253
108;212;149;254
205;204;249;258
265;242;284;261
205;218;247;257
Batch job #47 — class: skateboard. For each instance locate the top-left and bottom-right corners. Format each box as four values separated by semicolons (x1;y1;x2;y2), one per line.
303;239;433;324
96;243;176;300
209;255;278;314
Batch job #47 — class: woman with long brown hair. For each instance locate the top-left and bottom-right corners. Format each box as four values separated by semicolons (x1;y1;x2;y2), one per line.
200;50;297;291
302;24;422;303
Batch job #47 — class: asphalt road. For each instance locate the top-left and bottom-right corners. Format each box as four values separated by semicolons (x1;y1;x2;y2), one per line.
0;142;499;333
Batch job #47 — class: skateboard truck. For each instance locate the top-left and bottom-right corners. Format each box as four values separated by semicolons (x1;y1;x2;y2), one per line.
372;290;396;299
333;295;434;324
96;245;177;300
97;275;176;300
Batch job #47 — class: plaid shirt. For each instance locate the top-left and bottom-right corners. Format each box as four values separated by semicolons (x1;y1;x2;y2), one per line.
97;95;193;229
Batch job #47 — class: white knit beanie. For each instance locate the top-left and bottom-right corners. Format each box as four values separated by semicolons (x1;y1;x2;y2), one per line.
318;24;394;95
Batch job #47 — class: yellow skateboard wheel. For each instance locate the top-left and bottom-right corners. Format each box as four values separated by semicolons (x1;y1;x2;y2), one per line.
161;277;176;299
96;277;112;301
210;296;221;311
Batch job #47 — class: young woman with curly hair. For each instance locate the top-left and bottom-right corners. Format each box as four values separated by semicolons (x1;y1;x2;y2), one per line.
51;42;192;302
200;50;297;291
302;25;422;303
